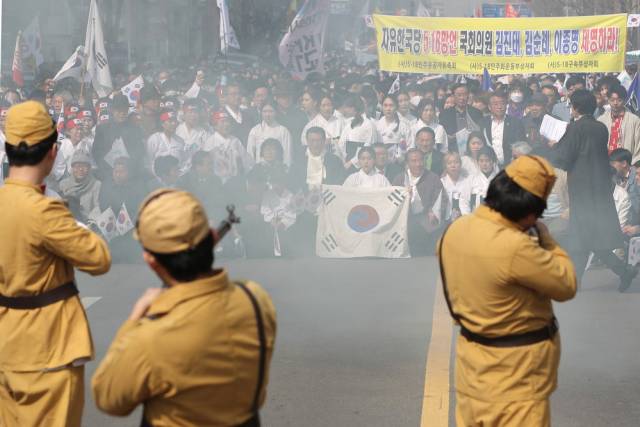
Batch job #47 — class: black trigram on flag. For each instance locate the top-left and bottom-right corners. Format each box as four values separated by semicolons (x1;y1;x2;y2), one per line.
320;234;338;252
322;189;336;206
387;189;405;207
384;232;405;252
96;52;108;69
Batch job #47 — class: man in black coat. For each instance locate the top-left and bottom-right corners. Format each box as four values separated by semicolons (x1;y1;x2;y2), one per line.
438;83;484;152
481;92;527;166
92;94;146;182
289;126;346;255
553;89;638;292
289;126;346;191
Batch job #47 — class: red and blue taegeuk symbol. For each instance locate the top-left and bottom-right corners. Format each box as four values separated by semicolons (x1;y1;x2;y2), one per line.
347;205;380;233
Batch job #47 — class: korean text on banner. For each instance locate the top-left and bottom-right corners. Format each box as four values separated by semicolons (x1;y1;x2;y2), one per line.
279;0;330;80
373;14;627;75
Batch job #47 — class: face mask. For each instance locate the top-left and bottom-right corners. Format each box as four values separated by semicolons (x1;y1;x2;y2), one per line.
510;92;524;103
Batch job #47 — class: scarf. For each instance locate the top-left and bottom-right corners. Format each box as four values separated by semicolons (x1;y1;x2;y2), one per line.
61;173;97;199
608;111;625;154
306;149;325;188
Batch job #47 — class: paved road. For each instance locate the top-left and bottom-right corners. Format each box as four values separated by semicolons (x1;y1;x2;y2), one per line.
77;257;640;426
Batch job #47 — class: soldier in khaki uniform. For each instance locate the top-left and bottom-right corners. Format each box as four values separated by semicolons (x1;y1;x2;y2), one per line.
0;101;112;427
438;155;577;427
92;189;277;427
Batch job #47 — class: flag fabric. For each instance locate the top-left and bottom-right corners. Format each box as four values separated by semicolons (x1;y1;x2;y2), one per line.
53;46;85;82
121;75;144;106
95;207;118;242
84;0;113;98
11;31;24;87
21;16;43;79
416;2;430;17
279;0;330;80
481;68;493;91
505;2;519;17
56;102;65;142
628;14;640;27
626;73;640;112
388;74;400;94
116;203;134;236
217;0;240;54
316;185;410;258
103;137;130;168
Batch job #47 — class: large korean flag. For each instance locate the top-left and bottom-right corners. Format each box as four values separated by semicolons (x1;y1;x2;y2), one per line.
316;185;410;258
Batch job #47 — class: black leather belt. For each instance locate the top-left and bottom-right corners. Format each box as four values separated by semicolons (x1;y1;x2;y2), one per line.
0;281;78;309
460;317;558;348
438;225;560;349
141;413;259;427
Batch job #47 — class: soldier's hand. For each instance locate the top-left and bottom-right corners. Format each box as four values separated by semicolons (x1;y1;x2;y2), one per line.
129;288;164;321
534;221;555;249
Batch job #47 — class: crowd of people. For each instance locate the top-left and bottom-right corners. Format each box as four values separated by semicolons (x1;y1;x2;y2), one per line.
1;54;639;269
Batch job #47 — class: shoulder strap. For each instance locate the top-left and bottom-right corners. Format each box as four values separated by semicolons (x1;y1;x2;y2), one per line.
438;225;461;323
235;281;267;414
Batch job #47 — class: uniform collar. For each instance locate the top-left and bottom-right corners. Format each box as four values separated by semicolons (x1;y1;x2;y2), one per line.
474;204;521;231
146;269;230;317
4;178;44;194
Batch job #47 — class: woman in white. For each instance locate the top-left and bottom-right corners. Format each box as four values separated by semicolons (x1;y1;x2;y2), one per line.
441;152;470;220
411;99;446;151
343;147;391;188
461;131;495;177
247;102;292;166
338;95;377;168
375;95;412;163
301;93;345;156
396;91;417;124
460;146;499;213
203;111;253;183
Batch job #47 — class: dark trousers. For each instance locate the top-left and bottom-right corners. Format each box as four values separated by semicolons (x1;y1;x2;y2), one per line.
571;250;627;282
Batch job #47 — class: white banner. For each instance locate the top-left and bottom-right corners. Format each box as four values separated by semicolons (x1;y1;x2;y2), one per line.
217;0;240;54
316;185;410;258
21;16;43;80
53;46;85;82
85;0;113;97
279;0;330;80
628;14;640;28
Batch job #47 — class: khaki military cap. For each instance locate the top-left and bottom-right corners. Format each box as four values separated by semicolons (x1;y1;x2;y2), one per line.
5;101;56;146
505;155;556;200
135;189;211;254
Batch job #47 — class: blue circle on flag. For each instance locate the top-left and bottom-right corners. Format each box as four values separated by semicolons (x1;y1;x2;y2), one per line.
347;205;380;233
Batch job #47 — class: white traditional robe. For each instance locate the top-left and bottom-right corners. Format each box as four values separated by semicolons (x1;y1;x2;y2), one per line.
247;122;292;166
301;113;346;156
338;115;377;165
261;188;297;256
203;132;253;183
343;169;391;188
441;173;471;217
459;170;497;214
146;132;188;176
375;116;412;162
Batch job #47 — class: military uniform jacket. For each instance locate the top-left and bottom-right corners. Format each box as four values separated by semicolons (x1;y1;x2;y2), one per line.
92;270;277;427
438;205;576;402
0;178;111;371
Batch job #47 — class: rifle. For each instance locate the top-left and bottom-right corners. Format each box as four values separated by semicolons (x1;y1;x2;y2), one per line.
214;205;241;245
